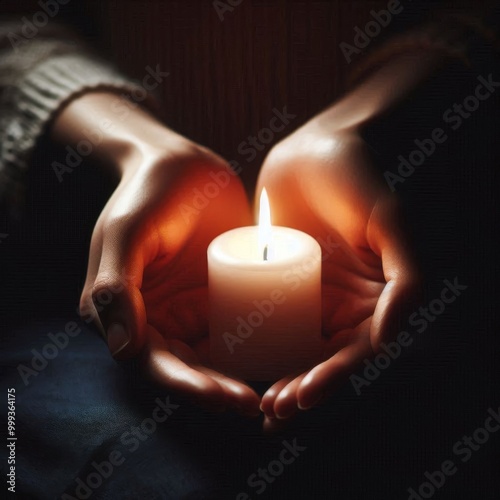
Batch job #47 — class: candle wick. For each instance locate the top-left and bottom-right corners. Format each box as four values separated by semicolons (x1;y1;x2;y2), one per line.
263;245;268;261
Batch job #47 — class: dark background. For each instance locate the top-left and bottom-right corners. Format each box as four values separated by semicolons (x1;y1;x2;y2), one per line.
1;1;499;499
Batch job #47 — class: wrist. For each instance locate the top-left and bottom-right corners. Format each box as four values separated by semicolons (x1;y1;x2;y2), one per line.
117;132;205;183
51;90;183;178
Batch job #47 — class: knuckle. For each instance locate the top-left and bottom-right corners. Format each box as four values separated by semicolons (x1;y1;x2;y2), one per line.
265;142;291;168
102;212;134;234
150;141;225;174
91;268;135;303
91;278;124;306
79;289;92;311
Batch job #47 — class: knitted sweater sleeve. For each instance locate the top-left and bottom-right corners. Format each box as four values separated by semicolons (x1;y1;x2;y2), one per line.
0;19;157;210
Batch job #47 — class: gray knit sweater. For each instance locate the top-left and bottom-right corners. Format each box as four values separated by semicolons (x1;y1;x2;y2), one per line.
0;18;154;211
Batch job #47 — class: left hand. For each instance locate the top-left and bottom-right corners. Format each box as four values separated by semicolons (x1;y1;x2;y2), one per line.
255;115;421;422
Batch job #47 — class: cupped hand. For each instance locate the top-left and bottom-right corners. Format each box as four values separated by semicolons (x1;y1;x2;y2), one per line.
79;132;260;416
256;116;421;421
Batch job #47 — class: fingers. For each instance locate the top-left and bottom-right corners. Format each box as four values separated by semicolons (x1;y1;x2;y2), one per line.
95;284;147;359
79;226;105;333
261;197;420;416
144;327;260;416
143;326;227;412
272;374;308;419
195;365;261;416
261;337;373;418
175;342;260;416
260;375;296;419
261;372;306;419
297;338;372;409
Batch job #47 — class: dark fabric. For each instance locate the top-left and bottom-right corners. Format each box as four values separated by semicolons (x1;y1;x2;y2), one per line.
1;2;500;499
2;322;231;499
1;312;499;499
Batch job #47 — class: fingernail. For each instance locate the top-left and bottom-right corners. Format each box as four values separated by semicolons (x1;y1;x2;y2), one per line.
260;401;276;418
107;323;130;356
275;406;296;419
298;392;323;411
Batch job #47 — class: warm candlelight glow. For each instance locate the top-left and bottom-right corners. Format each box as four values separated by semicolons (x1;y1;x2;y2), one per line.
258;188;272;261
208;187;322;380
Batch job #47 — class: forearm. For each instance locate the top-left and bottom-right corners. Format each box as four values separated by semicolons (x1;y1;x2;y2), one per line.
0;18;158;209
315;4;498;133
301;42;450;142
320;48;444;132
50;91;175;180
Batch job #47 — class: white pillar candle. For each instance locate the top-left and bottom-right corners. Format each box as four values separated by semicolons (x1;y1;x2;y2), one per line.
208;189;322;381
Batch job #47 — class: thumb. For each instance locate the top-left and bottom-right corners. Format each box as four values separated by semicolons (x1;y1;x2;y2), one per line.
367;197;422;350
92;227;148;360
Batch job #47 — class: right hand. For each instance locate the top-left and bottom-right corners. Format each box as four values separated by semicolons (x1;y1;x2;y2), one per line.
55;93;261;416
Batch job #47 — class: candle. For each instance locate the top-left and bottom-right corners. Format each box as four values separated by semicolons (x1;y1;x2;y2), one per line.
208;189;322;381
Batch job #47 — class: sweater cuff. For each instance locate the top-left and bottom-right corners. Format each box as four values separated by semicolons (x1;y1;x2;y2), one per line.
0;53;159;210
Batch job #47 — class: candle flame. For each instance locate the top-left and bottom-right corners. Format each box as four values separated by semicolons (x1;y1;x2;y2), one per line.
258;188;272;261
